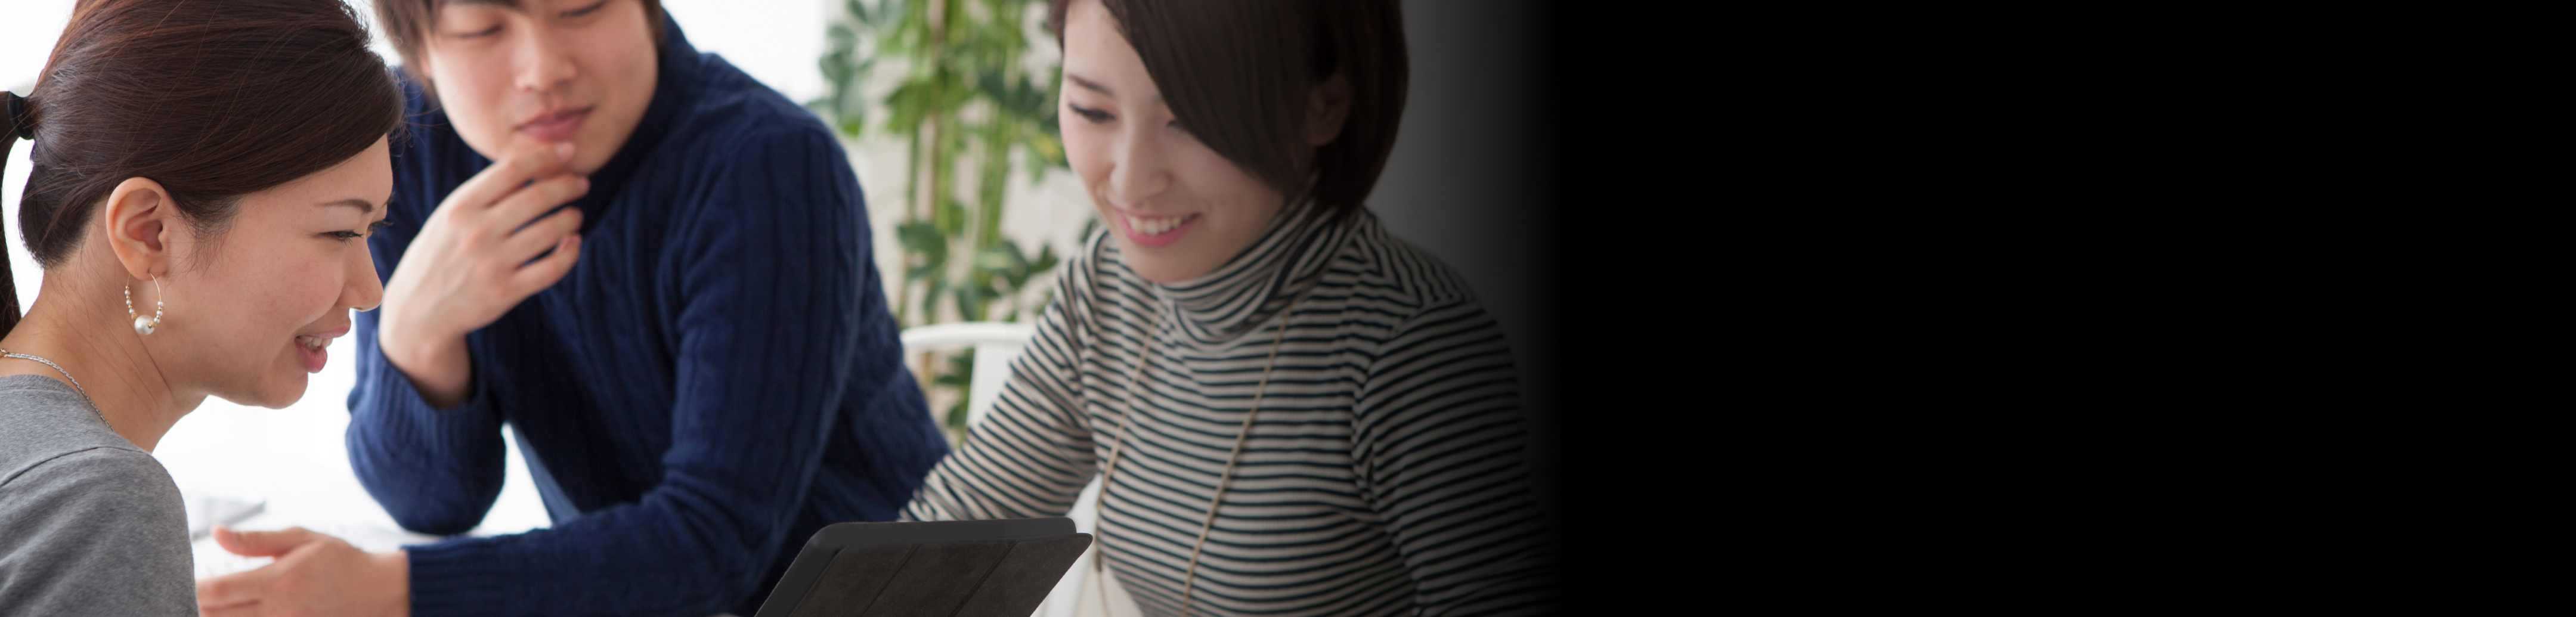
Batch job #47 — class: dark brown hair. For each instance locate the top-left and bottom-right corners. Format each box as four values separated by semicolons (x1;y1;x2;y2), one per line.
0;0;404;337
1048;0;1408;221
373;0;665;89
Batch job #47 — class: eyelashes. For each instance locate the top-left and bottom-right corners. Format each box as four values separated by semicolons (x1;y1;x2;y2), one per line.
563;0;609;18
328;219;397;241
448;0;606;39
1066;103;1189;134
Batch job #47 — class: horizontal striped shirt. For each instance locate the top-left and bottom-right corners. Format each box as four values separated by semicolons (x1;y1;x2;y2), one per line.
901;205;1555;616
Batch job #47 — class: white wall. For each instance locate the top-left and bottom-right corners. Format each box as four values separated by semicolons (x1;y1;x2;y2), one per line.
661;0;835;105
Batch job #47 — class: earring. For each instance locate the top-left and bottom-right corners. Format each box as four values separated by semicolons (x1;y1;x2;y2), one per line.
126;280;163;336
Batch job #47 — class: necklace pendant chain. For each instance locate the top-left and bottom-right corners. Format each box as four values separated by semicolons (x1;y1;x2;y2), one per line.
1094;291;1304;617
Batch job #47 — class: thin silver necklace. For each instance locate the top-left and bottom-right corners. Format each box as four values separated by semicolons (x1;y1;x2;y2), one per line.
1;347;95;407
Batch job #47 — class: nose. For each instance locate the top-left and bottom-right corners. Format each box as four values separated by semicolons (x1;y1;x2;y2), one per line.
346;245;385;313
1106;125;1170;207
511;21;578;95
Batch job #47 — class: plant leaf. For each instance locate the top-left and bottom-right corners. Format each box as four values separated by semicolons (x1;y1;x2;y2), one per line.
896;221;947;259
1029;243;1058;274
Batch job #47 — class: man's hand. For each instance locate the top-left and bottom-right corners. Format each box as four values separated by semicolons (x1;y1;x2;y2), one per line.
196;527;408;617
379;139;589;407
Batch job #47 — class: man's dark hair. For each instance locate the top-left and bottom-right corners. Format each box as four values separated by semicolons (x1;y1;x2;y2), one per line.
373;0;667;83
1049;0;1408;222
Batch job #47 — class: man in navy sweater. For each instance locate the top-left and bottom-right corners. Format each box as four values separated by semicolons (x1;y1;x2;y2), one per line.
192;2;948;615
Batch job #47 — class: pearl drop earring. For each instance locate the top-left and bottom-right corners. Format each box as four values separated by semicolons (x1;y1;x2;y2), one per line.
126;280;164;336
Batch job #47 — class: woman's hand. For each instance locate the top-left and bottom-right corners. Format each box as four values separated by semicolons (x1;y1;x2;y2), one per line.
195;526;408;617
377;139;589;407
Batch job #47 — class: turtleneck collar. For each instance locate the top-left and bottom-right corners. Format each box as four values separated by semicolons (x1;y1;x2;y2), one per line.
1126;203;1357;342
553;13;696;234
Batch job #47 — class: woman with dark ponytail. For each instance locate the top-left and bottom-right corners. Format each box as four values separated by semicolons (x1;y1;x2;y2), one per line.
0;1;402;615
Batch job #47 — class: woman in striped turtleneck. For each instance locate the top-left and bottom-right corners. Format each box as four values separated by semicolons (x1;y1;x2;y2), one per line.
898;1;1555;615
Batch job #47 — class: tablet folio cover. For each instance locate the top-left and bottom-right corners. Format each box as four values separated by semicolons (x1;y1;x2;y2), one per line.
752;518;1093;617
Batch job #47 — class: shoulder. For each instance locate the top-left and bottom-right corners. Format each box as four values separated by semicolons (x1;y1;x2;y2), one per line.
1333;209;1483;318
0;377;140;480
0;449;193;617
4;446;182;513
651;70;857;231
0;377;181;526
670;55;847;178
1;445;188;556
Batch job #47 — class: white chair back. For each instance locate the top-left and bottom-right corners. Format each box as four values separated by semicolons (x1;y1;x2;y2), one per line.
898;321;1038;430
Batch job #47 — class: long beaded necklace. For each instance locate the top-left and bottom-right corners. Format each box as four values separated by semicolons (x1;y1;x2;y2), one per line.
1091;290;1304;617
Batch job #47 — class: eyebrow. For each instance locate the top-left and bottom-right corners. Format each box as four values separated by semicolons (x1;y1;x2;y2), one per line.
1067;73;1113;97
323;199;377;213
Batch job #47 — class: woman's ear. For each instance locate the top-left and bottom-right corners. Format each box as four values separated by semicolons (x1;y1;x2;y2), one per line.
1306;73;1352;147
100;176;179;281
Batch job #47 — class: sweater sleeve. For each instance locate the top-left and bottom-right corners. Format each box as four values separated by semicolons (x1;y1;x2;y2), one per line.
900;257;1100;521
345;311;510;535
394;129;873;617
1353;297;1558;616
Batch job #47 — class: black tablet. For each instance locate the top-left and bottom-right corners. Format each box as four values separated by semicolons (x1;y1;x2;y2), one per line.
751;518;1092;617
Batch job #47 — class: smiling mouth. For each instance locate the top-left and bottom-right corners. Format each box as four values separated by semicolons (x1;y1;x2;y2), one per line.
293;331;338;373
1126;213;1194;235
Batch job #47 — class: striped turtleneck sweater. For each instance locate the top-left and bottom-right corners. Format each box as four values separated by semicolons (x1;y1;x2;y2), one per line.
900;205;1555;616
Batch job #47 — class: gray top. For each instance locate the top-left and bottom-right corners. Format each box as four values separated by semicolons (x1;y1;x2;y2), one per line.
0;373;194;616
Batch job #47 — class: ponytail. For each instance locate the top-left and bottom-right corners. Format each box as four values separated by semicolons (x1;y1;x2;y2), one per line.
1;90;27;339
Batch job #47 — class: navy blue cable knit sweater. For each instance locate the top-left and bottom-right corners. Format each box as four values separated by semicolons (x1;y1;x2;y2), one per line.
345;17;947;616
